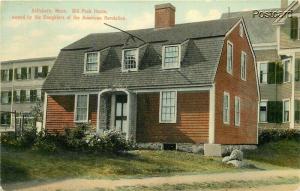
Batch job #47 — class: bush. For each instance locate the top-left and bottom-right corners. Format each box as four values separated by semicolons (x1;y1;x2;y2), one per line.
259;128;300;145
1;124;132;154
86;130;132;153
64;123;90;151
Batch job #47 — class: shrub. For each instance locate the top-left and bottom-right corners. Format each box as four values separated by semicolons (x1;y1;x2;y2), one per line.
0;132;21;148
64;123;90;151
32;130;60;153
259;128;300;145
0;128;38;149
86;130;132;153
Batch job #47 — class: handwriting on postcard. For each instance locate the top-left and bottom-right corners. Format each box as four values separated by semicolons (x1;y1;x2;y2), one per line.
11;8;126;21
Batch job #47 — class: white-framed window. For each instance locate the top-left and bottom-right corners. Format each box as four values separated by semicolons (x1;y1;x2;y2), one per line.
298;17;300;40
1;69;9;82
16;68;22;80
162;45;180;69
1;91;10;104
25;90;30;102
227;41;233;74
239;23;244;38
259;101;268;123
122;49;138;71
84;52;99;73
223;92;230;124
37;89;42;101
283;58;291;83
241;51;247;81
74;94;89;122
234;96;240;126
259;62;268;84
15;90;21;103
159;91;177;123
283;99;290;123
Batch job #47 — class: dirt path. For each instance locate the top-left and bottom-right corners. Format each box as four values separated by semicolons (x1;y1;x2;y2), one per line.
4;169;300;191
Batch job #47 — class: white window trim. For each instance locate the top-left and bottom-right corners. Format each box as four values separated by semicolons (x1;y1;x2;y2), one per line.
234;96;240;127
223;91;230;125
122;48;139;72
241;51;247;81
298;16;300;40
283;58;291;83
259;99;268;123
258;61;269;84
15;89;21;103
159;91;177;124
162;44;181;70
84;52;100;74
226;41;233;75
74;94;89;123
282;98;290;123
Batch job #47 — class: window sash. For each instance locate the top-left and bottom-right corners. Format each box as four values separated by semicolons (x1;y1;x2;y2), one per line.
160;91;177;123
259;63;268;83
163;46;179;69
235;97;240;126
223;92;230;124
86;52;99;72
1;92;9;104
283;100;290;122
75;95;89;122
227;42;233;74
259;101;268;122
123;49;137;70
283;59;290;82
239;23;244;37
241;52;247;80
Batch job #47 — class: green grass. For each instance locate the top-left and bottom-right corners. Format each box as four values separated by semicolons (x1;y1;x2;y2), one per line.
245;139;300;168
1;148;237;184
81;176;300;191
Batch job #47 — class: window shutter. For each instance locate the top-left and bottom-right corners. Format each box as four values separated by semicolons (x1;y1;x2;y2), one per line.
8;91;12;103
27;68;31;79
267;101;283;123
295;100;300;123
21;67;27;80
34;67;38;79
267;62;276;84
9;69;13;81
296;59;300;81
1;70;4;81
14;69;17;79
290;17;298;40
20;90;26;102
13;91;16;102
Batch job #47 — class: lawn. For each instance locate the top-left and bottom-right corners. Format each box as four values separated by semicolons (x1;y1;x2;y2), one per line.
245;139;300;168
1;148;237;184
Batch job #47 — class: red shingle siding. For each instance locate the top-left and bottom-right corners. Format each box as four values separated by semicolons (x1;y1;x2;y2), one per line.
214;23;258;144
46;95;98;133
136;92;209;143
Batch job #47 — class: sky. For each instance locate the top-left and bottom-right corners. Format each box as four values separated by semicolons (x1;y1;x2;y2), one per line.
0;0;286;61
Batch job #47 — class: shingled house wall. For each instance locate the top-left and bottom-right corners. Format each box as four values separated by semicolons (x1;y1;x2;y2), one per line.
214;23;258;144
46;95;97;133
136;92;209;143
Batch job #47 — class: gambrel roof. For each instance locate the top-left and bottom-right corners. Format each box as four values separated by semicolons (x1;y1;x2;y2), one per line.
43;18;240;91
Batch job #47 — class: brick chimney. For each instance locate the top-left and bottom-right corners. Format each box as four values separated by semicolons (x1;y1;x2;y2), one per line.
155;3;176;29
281;0;289;8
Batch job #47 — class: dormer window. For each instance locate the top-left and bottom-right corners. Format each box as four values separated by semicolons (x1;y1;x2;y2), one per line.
122;49;138;71
162;45;180;69
85;52;99;73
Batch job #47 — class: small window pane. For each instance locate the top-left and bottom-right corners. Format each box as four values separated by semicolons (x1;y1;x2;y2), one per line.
259;101;267;122
227;42;233;74
123;49;137;70
86;53;98;72
76;95;88;122
160;91;177;123
163;46;179;69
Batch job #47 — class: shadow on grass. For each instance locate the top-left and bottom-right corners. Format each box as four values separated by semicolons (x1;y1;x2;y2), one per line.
1;159;31;184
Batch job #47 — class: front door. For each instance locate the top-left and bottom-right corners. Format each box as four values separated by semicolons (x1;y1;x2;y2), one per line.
115;95;127;134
